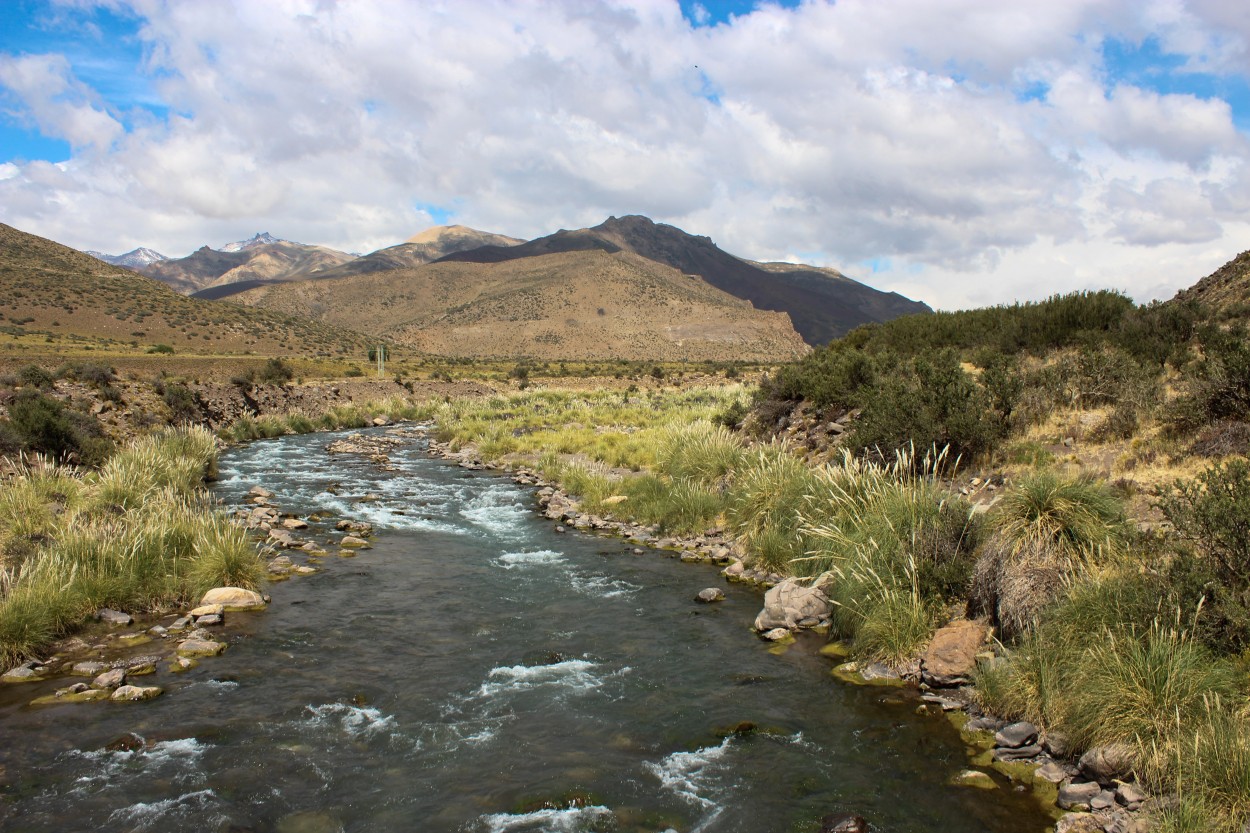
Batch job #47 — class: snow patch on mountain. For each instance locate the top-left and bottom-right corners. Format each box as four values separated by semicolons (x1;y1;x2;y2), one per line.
84;247;169;268
218;232;284;252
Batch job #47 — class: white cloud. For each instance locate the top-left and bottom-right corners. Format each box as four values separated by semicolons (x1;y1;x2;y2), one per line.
0;0;1247;309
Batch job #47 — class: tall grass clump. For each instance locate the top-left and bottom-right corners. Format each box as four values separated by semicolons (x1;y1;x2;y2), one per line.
971;471;1128;637
725;443;817;573
798;448;977;662
0;429;263;666
655;421;744;486
90;427;218;510
618;473;724;534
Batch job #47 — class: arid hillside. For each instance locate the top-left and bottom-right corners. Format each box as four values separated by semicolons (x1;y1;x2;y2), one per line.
437;214;931;344
0;222;374;356
1174;248;1250;318
233;248;810;361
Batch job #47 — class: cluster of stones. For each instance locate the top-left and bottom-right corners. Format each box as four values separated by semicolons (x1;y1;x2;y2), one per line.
977;721;1150;833
767;401;858;463
1;587;265;706
231;485;374;573
325;423;406;471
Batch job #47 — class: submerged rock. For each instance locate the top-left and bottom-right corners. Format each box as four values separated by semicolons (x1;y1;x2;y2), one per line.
96;608;133;626
818;814;868;833
695;588;725;603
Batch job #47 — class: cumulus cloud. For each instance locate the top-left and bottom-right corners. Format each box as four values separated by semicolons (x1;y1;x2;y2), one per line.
0;0;1247;308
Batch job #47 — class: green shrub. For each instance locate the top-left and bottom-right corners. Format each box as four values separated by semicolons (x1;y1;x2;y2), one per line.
971;472;1127;637
1169;324;1250;432
5;391;112;465
257;358;294;385
16;364;54;389
852;349;1005;462
146;343;175;354
162;383;201;423
1157;459;1250;652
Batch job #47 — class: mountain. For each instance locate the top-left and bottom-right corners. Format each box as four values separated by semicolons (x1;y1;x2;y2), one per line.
219;231;284;252
290;225;525;284
84;247;169;269
143;239;357;294
1173;249;1250;317
0;222;373;356
436;215;930;345
231;248;810;362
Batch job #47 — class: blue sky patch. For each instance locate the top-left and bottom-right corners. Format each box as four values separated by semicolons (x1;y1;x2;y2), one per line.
1102;36;1250;129
680;0;800;28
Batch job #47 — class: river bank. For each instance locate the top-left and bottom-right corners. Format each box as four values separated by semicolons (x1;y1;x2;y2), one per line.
1;423;1061;832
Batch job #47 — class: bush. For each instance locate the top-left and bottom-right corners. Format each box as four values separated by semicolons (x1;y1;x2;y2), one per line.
16;365;54;389
4;391;112;465
257;358;294;385
1169;324;1250;432
971;472;1127;637
162;383;201;424
1158;459;1250;588
852;349;1005;463
1157;460;1250;652
146;344;175;354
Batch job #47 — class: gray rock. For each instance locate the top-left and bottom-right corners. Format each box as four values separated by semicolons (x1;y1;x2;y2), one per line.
991;743;1042;762
1036;761;1069;783
1090;790;1116;810
761;628;792;642
1054;813;1102;833
860;663;901;682
1057;780;1102;811
819;814;868;833
965;715;1005;732
110;684;162;702
695;588;725;603
195;614;223;626
1079;743;1136;783
1043;730;1072;758
91;668;127;690
169;616;192;631
753;578;832;631
920;693;966;711
97;608;133;626
1116;782;1148;807
1;665;41;683
994;721;1038;749
71;661;109;676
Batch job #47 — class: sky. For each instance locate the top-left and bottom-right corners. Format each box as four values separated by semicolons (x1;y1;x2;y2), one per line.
2;0;1250;310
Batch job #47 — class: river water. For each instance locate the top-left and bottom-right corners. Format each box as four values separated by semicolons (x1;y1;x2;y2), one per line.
0;427;1052;833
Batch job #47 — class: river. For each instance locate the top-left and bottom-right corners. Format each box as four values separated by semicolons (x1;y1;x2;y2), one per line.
0;426;1052;832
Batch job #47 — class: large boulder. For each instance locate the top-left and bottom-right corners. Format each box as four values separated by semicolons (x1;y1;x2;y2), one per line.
920;619;990;686
199;587;266;611
1079;743;1137;784
753;578;831;631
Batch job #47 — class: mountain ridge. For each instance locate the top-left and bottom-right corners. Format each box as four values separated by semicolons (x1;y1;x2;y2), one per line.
436;214;931;344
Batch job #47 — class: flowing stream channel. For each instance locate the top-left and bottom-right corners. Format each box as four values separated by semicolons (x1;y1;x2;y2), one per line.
0;426;1054;833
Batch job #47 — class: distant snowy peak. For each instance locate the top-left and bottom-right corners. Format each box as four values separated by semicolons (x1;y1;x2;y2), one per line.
218;232;285;252
85;247;169;268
